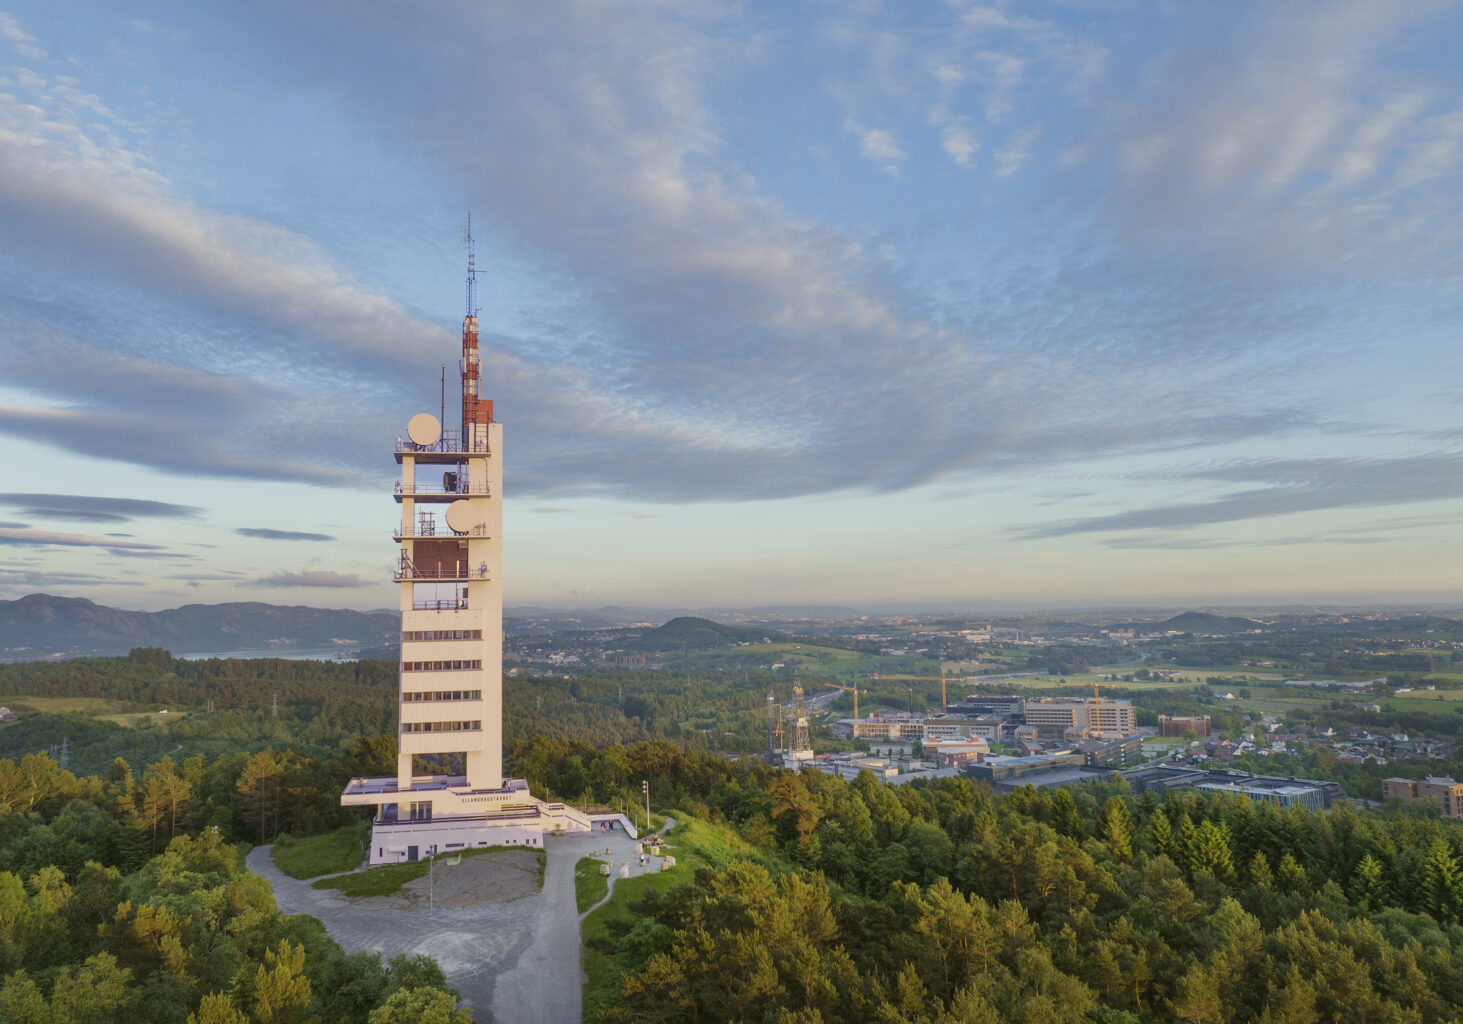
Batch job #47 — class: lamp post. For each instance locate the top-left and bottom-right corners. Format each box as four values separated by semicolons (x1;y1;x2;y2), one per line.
642;779;649;834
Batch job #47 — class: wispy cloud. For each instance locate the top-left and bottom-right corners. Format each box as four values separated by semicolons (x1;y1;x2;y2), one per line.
1017;453;1463;539
0;528;166;549
0;494;201;519
251;571;368;588
236;528;335;542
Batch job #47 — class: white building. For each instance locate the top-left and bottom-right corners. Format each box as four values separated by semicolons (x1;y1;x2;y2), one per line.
341;253;600;863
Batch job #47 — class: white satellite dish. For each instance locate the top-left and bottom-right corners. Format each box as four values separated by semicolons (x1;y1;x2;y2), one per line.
407;413;441;446
445;500;484;533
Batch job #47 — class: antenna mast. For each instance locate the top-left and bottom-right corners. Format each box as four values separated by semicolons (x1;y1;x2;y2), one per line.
464;213;478;318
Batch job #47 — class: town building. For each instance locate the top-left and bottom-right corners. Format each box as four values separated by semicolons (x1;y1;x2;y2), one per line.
340;239;608;863
1157;713;1211;738
1023;696;1135;740
1383;776;1463;819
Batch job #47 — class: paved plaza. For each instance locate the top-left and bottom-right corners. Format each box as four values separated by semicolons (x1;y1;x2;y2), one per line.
247;819;670;1024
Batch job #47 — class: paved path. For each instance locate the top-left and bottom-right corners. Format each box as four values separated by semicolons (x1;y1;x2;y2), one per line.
248;820;675;1024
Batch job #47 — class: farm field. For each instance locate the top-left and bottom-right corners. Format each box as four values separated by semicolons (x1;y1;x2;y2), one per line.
0;695;130;715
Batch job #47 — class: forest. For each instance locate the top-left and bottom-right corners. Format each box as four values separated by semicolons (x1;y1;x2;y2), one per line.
3;651;1463;1022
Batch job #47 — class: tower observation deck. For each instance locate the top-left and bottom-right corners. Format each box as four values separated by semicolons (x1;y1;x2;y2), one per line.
340;229;605;864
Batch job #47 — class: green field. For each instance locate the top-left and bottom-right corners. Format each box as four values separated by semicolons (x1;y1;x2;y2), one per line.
0;695;130;715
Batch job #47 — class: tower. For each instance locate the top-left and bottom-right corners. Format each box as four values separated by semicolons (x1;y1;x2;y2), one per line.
341;223;600;862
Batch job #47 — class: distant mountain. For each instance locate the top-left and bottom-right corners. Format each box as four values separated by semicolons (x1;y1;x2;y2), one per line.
0;593;398;660
628;616;790;652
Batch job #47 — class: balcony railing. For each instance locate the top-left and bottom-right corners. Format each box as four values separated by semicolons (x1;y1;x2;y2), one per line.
395;482;491;497
394;524;491;540
394;561;493;582
394;433;492;456
412;599;471;611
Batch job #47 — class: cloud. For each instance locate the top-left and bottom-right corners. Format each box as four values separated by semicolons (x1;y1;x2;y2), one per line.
940;122;979;166
0;0;1457;523
855;126;908;174
0;12;45;59
1017;453;1463;539
994;125;1040;176
236;527;335;542
0;493;202;520
251;571;369;588
0;528;166;549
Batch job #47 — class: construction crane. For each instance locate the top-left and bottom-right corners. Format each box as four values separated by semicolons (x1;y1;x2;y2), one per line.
823;681;862;721
885;668;952;711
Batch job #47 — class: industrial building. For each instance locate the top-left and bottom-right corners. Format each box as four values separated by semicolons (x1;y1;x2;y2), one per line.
1384;776;1463;818
963;754;1108;791
341;232;605;863
1122;766;1342;809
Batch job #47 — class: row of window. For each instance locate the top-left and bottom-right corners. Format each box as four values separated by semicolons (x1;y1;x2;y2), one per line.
402;629;483;641
402;660;483;672
401;721;482;733
402;690;482;703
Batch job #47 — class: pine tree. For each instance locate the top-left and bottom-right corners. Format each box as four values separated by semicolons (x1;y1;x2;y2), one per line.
1422;837;1463;924
1147;811;1173;858
1348;853;1387;910
1101;797;1134;863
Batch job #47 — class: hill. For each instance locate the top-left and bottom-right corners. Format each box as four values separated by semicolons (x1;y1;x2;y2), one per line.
1106;610;1265;634
628;616;790;651
0;593;397;660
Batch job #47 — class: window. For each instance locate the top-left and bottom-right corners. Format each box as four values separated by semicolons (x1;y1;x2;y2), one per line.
402;690;483;703
400;720;482;733
402;629;483;642
402;660;483;672
409;801;432;822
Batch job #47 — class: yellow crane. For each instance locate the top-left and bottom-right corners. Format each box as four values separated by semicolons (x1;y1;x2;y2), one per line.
823;681;862;721
883;668;952;711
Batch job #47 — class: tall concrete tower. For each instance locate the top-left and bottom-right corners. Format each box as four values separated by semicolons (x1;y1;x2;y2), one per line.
341;225;601;863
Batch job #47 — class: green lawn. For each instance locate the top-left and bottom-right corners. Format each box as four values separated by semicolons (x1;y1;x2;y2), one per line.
575;856;608;913
582;812;755;1020
270;822;369;879
310;844;545;897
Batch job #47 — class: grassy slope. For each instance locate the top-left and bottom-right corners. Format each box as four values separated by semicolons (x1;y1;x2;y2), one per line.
270;822;369;879
581;812;756;1021
310;844;546;897
575;856;609;913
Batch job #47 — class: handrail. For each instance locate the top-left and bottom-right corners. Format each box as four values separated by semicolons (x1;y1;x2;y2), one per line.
394;438;492;455
394;525;491;538
412;599;471;611
395;483;492;496
394;561;491;581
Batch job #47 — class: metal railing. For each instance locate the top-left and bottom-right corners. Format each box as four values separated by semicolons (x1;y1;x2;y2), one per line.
395;482;492;496
394;435;492;456
394;562;493;582
411;599;471;611
394;524;491;539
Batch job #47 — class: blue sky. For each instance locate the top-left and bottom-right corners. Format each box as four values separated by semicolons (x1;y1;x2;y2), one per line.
0;0;1459;613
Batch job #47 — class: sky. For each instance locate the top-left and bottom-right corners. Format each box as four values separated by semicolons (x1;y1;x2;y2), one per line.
0;0;1460;614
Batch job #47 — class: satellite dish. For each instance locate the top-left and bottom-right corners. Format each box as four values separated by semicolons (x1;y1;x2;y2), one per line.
407;413;441;446
445;500;484;533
